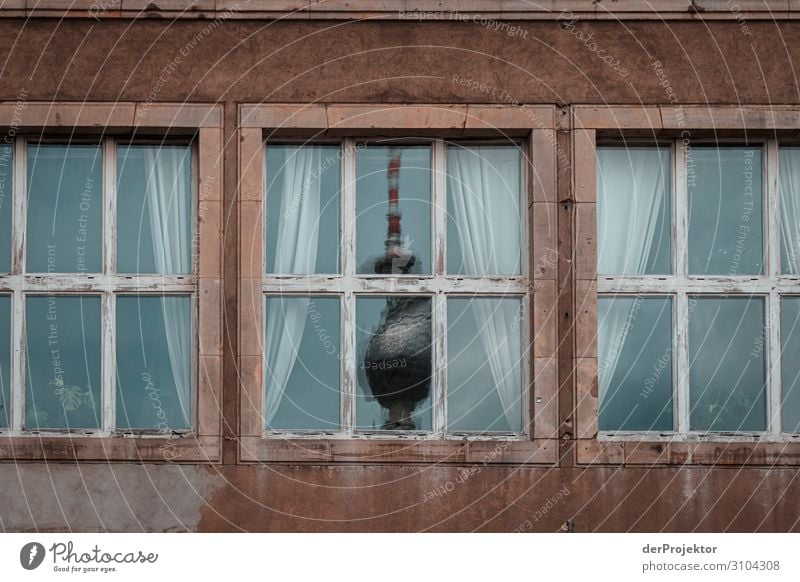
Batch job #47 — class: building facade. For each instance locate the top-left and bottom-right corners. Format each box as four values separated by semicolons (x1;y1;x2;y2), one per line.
1;0;799;532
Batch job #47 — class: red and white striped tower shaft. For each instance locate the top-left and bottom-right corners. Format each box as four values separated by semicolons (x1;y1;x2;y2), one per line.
385;146;403;257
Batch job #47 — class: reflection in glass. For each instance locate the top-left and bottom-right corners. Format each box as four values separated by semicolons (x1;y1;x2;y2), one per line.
598;296;673;431
116;296;191;431
447;297;523;432
27;144;103;273
264;296;340;430
688;147;763;276
0;296;9;428
597;147;671;275
447;145;522;276
0;146;11;273
689;296;766;431
356;146;431;275
25;296;101;430
117;145;192;274
265;146;340;274
781;298;800;432
357;296;432;430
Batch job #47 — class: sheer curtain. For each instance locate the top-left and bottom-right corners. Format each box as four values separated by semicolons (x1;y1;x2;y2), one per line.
143;147;192;427
596;148;668;403
780;148;800;274
447;146;522;429
263;147;322;425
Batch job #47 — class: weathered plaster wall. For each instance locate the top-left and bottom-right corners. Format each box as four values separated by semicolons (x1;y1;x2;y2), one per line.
0;19;796;105
2;18;800;532
2;464;800;532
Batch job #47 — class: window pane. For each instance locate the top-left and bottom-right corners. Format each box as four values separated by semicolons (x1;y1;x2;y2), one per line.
447;297;523;432
24;296;101;430
446;145;522;275
356;296;432;430
597;147;671;275
116;296;191;431
779;147;800;274
689;296;766;431
0;295;9;428
598;296;673;431
356;146;431;275
688;147;763;276
264;296;340;430
265;146;340;274
0;145;12;273
27;144;102;273
117;145;192;274
781;298;800;432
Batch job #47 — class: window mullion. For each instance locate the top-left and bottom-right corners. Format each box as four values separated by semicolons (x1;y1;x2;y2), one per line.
676;291;690;433
432;293;447;435
101;292;115;434
432;139;447;435
767;139;781;435
768;290;782;435
341;139;356;433
675;137;688;280
432;139;446;277
675;138;690;433
101;138;116;434
767;139;780;279
11;138;25;432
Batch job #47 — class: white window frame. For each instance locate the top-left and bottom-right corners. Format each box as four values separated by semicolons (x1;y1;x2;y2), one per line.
597;137;800;441
262;137;531;439
0;136;199;437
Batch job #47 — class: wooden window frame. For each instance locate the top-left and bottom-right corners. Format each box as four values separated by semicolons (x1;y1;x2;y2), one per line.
574;105;800;466
0;102;223;463
238;104;558;464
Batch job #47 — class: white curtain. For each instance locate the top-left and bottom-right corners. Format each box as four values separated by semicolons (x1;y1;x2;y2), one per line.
447;146;522;429
143;147;192;427
263;147;322;425
780;148;800;274
596;148;667;402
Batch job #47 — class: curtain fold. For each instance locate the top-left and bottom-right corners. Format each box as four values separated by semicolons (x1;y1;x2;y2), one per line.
780;148;800;274
596;148;668;405
263;147;322;425
143;147;192;427
447;146;522;429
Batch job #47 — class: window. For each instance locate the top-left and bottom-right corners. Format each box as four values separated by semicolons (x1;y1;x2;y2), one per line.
597;139;800;436
0;138;197;435
261;139;528;436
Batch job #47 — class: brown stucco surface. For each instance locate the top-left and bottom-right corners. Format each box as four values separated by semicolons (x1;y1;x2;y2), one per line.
0;19;796;105
2;17;800;532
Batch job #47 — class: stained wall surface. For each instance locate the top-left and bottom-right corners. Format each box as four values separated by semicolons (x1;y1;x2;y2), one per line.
2;13;799;532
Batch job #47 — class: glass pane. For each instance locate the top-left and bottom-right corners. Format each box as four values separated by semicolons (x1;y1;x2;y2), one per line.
447;297;523;432
26;144;102;273
264;296;340;430
689;296;766;431
24;296;101;430
116;296;191;431
356;296;432;430
356;146;431;275
0;145;12;273
265;146;340;274
688;147;763;276
446;145;522;275
597;296;673;431
597;146;671;275
781;298;800;432
779;147;800;274
117;145;192;274
0;296;9;428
